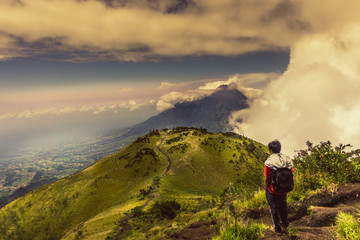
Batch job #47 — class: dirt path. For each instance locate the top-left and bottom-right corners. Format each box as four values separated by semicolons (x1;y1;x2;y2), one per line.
167;183;360;240
116;135;360;240
143;133;172;207
259;183;360;239
157;133;172;176
114;133;172;239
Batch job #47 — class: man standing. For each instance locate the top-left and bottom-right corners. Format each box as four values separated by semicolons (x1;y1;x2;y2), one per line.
264;140;294;235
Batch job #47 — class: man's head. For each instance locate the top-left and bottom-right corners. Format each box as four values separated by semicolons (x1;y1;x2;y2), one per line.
268;140;281;154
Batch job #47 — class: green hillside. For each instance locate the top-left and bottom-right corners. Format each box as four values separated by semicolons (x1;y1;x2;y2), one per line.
0;127;269;240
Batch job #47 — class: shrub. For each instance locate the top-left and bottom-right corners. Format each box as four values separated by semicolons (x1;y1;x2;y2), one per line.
151;199;181;220
287;228;299;238
166;136;183;144
131;206;144;218
293;141;360;194
75;230;84;240
333;212;360;240
214;222;266;240
237;190;267;210
168;143;189;153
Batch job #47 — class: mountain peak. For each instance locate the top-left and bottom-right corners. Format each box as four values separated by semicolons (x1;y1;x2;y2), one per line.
124;87;248;137
214;83;239;92
216;84;231;91
210;85;247;103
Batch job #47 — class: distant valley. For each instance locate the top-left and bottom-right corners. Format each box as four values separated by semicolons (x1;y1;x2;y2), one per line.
0;129;132;207
0;86;248;207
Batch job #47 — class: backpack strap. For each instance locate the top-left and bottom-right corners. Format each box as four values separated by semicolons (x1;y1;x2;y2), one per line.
278;153;284;166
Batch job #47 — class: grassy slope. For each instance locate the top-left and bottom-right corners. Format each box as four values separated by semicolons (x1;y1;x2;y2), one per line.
0;134;168;240
0;128;268;240
160;131;267;197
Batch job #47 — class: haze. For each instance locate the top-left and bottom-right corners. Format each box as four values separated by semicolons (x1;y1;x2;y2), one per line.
1;0;360;156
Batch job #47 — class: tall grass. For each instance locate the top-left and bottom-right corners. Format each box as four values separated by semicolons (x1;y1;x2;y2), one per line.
333;211;360;240
213;221;266;240
237;189;267;210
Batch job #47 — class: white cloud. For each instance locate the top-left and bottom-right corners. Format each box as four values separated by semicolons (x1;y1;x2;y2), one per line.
0;0;309;61
230;24;360;155
331;103;360;143
117;88;133;93
2;0;360;157
156;90;208;111
156;82;178;90
199;73;280;99
0;100;154;120
155;72;280;111
156;100;175;112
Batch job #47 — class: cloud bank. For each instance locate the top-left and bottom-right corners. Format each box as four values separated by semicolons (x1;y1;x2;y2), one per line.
0;0;308;61
0;100;155;120
231;23;360;155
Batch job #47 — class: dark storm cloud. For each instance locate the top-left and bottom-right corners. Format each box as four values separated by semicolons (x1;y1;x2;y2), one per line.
260;0;311;31
83;0;199;14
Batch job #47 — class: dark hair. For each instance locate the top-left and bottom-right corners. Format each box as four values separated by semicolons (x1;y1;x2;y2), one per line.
268;140;281;153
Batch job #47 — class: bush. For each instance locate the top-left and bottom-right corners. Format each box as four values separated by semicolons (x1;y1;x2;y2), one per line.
131;206;144;218
293;141;360;194
333;212;360;240
214;222;266;240
237;190;267;210
151;199;181;220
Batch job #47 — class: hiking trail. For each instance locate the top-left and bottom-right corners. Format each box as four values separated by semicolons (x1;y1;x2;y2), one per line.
165;183;360;240
114;133;172;239
258;183;360;240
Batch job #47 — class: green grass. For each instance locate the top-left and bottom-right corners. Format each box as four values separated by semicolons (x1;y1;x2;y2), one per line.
288;228;300;238
213;221;266;240
61;200;146;240
0;128;269;240
159;132;267;197
0;134;168;240
236;189;267;210
333;211;360;240
4;129;360;240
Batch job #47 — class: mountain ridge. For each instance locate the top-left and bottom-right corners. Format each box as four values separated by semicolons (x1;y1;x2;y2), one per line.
0;127;268;240
1;129;359;240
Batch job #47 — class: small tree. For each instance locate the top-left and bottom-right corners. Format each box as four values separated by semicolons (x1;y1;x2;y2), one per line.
293;141;360;193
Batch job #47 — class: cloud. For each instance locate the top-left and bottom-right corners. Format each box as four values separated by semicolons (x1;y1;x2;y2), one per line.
0;100;154;120
117;88;133;93
155;72;280;111
156;82;179;90
230;23;360;155
0;0;310;61
199;73;280;99
156;90;208;111
156;100;175;112
3;0;360;158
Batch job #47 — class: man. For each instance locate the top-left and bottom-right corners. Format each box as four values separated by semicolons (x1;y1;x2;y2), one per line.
264;140;294;235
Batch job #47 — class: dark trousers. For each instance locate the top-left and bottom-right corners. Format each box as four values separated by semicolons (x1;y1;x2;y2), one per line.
266;189;289;232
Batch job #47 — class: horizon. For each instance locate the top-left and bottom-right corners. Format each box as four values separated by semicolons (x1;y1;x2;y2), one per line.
1;0;360;157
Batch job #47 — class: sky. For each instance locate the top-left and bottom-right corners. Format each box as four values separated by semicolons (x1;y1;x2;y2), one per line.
1;0;360;156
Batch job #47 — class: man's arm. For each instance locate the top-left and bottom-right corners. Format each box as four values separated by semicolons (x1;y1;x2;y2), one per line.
264;165;270;190
264;177;269;190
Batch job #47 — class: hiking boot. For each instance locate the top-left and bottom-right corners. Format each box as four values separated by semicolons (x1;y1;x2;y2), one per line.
270;227;282;236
